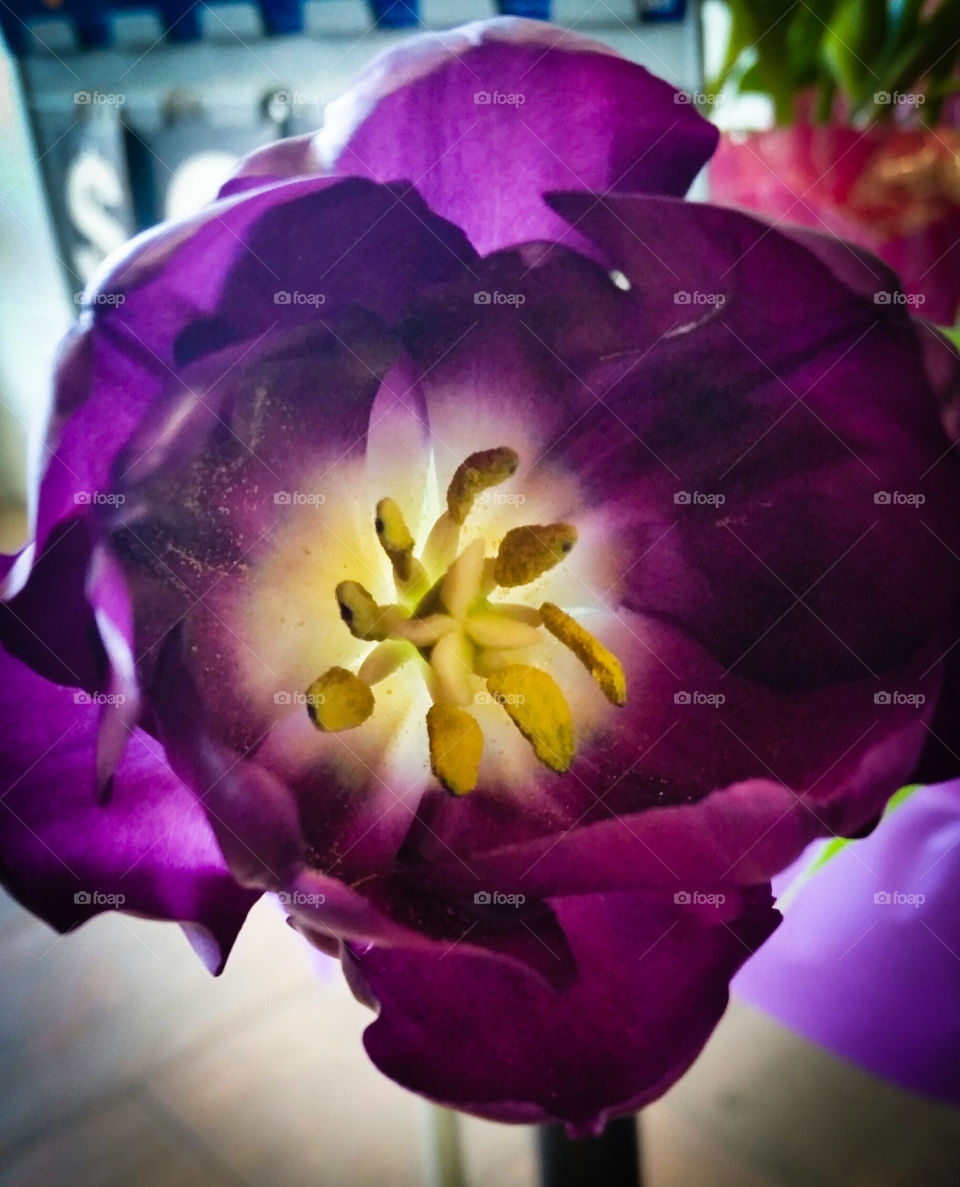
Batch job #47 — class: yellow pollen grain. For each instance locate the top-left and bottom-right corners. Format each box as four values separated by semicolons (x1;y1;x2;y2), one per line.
426;703;483;796
486;664;574;773
375;498;419;583
540;603;627;707
493;524;578;588
306;667;375;732
446;447;519;525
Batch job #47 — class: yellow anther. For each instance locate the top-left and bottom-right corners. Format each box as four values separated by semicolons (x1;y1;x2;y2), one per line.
446;447;520;525
335;581;403;641
426;703;483;796
540;603;627;707
486;664;574;773
306;667;375;732
493;523;578;588
375;497;423;586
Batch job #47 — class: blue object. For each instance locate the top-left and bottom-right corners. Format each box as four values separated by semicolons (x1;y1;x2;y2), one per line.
159;1;202;42
260;0;303;36
496;0;552;19
0;0;311;53
637;0;686;22
367;0;419;28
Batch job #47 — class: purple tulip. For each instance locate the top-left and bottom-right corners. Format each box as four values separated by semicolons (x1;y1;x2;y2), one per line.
3;19;960;1132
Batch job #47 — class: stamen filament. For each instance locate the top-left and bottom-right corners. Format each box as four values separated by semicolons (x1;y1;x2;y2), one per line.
357;640;412;686
440;537;486;619
466;612;541;650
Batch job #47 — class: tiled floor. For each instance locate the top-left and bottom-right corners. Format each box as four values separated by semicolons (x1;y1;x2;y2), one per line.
2;888;960;1186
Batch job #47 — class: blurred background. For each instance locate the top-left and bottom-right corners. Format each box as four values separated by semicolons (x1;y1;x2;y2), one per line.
2;2;960;1183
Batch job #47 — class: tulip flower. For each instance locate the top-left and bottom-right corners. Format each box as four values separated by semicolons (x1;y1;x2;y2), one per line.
3;19;960;1132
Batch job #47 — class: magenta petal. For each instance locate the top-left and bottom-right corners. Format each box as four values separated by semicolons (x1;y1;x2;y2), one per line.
735;780;960;1107
345;887;778;1129
0;647;257;973
272;18;718;255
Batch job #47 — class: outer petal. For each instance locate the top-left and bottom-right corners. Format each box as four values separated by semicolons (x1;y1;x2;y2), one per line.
735;780;960;1107
231;18;718;256
35;177;476;562
344;887;778;1131
0;515;103;690
537;194;960;689
0;647;258;973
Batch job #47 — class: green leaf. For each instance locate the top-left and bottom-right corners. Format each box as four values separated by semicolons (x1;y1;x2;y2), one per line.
804;784;922;878
775;785;923;910
821;0;887;107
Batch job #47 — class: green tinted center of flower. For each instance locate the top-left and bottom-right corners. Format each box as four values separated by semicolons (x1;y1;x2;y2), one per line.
305;448;626;795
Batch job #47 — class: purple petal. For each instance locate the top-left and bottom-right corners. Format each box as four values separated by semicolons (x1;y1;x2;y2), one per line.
735;780;960;1107
0;514;103;690
35;178;475;562
345;886;778;1129
0;646;257;973
232;19;717;255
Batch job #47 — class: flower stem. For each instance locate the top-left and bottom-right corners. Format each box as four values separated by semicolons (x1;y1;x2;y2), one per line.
536;1114;641;1187
419;1101;467;1187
